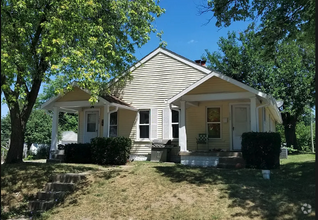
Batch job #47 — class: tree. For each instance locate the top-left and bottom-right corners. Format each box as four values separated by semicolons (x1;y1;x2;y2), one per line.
1;0;165;163
198;0;315;50
203;27;315;149
1;110;61;153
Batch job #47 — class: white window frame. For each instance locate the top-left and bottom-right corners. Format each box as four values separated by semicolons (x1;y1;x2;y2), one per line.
109;112;118;137
171;109;180;140
137;109;151;140
206;106;222;139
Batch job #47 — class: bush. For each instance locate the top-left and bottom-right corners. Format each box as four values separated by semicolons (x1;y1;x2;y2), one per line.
242;132;281;169
91;137;132;165
35;145;50;159
64;143;92;163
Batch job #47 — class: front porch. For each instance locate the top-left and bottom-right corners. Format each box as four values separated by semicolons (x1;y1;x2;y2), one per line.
179;150;244;168
41;86;137;159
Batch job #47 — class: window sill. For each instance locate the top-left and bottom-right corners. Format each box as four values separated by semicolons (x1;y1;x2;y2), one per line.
134;139;151;142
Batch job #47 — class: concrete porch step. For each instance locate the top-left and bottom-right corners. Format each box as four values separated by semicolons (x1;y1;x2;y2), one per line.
49;173;87;183
44;182;75;192
37;191;68;200
29;200;55;211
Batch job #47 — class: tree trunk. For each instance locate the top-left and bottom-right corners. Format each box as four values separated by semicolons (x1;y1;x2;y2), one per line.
281;112;298;150
5;109;26;163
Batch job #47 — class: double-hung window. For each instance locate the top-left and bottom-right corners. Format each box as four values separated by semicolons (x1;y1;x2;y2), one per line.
109;112;117;137
207;107;221;138
139;110;150;139
171;110;179;139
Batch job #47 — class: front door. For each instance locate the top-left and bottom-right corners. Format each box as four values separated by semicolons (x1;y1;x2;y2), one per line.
232;105;250;150
84;110;99;143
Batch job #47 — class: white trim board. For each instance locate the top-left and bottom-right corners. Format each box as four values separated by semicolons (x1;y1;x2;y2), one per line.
182;92;253;102
168;74;271;104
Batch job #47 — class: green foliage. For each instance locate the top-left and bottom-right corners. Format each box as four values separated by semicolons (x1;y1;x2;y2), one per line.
1;115;11;147
25;154;34;160
204;28;315;117
25;110;57;145
91;137;132;165
64;143;92;164
35;145;50;159
199;0;314;47
242;132;281;169
1;0;165;163
295;121;315;152
1;110;61;146
59;112;78;133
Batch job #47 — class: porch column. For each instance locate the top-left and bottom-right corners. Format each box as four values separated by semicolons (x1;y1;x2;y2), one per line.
50;106;59;159
179;101;188;152
103;104;109;137
250;96;257;131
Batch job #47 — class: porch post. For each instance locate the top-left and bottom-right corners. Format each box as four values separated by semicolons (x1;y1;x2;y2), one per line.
250;96;257;131
103;104;109;137
50;106;59;159
179;101;188;152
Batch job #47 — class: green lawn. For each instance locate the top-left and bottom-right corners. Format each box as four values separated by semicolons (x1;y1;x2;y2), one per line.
1;154;315;220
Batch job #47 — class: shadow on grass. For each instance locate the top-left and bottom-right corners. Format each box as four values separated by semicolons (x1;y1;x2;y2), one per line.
154;161;315;220
1;162;101;219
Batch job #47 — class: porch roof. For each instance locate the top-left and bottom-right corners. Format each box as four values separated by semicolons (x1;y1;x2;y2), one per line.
167;72;283;124
41;85;137;112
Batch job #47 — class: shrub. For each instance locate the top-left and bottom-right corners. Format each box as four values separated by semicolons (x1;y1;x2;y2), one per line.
35;145;50;159
242;132;281;169
91;137;132;165
64;143;92;163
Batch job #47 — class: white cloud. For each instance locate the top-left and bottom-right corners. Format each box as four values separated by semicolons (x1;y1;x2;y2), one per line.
187;39;197;44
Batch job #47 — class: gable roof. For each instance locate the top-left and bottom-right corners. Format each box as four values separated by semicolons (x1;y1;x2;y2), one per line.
130;47;212;74
41;83;135;110
167;70;282;124
167;72;273;103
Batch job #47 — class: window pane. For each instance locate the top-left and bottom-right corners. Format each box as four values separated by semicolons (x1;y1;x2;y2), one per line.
139;111;149;124
140;125;149;138
110;126;117;137
110;112;117;125
87;123;96;132
172;124;179;138
87;113;96;132
172;110;179;123
207;108;220;122
208;124;220;138
87;113;96;123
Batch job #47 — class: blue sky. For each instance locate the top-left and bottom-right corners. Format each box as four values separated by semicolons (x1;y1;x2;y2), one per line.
1;0;251;117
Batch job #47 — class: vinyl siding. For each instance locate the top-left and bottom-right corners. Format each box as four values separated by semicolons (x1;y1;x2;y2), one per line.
56;87;91;102
115;52;206;154
186;100;244;151
119;52;207;109
187;77;247;95
117;109;151;155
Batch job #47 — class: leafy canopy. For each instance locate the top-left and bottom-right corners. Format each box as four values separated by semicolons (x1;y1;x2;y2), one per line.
203;26;315;117
199;0;315;47
1;110;61;146
1;0;165;108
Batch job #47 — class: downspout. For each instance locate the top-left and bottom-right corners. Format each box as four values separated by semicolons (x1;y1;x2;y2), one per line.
108;106;118;137
256;100;270;132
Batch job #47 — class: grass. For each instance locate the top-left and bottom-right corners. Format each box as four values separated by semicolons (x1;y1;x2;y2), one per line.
1;154;315;220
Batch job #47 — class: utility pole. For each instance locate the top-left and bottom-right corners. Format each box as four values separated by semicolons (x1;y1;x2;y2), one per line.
311;109;314;153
